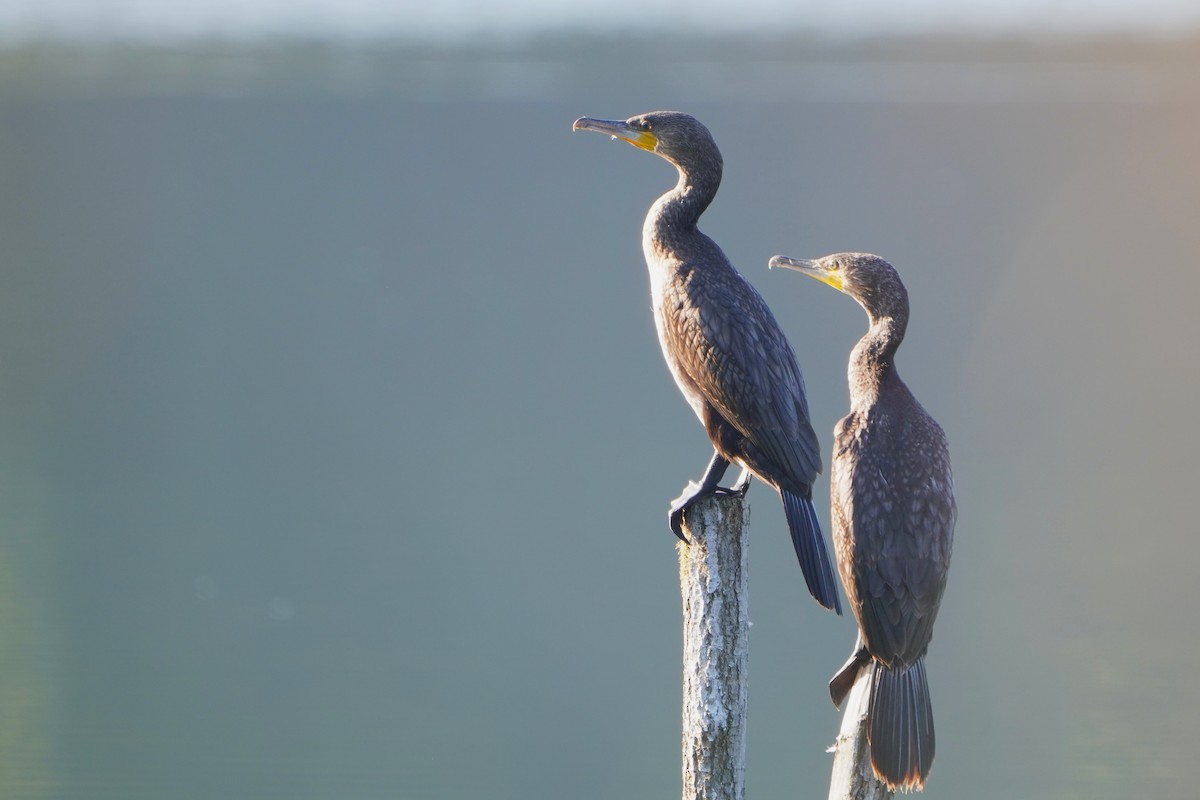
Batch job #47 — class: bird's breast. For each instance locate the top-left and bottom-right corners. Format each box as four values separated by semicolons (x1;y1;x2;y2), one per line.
653;296;708;423
644;236;679;302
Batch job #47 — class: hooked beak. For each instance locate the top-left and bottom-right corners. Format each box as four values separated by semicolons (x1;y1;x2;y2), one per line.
572;117;657;152
769;255;845;292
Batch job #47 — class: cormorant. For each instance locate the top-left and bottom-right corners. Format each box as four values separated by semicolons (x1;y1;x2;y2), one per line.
769;252;955;791
573;111;840;613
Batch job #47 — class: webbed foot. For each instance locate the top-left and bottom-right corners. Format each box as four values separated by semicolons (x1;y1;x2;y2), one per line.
668;481;703;543
730;467;752;496
668;470;750;542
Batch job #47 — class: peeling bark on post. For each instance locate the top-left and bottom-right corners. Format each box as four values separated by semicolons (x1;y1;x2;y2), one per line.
677;493;750;800
828;668;894;800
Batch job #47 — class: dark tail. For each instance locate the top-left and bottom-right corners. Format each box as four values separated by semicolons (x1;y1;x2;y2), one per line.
780;488;841;614
867;657;935;791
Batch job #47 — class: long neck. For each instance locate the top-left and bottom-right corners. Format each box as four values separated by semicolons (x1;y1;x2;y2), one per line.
848;312;907;412
644;162;721;262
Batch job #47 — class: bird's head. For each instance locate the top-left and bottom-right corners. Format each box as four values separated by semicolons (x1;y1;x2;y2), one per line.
573;111;722;178
769;252;908;321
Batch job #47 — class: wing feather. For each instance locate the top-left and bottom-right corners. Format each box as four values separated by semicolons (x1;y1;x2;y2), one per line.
658;265;822;487
834;398;955;666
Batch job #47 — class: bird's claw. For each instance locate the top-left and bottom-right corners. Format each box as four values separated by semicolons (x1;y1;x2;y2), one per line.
669;474;750;542
669;508;689;543
668;480;703;543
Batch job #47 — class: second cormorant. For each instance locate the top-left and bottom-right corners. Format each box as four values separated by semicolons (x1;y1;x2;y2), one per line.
770;251;956;790
573;111;840;613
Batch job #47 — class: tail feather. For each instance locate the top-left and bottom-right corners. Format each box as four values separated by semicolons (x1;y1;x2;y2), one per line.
781;489;842;614
867;658;935;791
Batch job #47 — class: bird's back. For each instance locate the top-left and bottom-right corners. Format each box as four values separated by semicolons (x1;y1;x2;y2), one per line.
831;376;954;666
651;235;822;490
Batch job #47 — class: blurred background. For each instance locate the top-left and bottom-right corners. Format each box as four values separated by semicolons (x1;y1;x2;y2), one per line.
2;1;1199;798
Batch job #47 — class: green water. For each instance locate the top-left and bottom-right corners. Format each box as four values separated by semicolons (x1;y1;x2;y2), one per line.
1;34;1198;799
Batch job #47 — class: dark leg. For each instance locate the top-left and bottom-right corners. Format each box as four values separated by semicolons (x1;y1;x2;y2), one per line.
668;450;750;542
730;466;753;495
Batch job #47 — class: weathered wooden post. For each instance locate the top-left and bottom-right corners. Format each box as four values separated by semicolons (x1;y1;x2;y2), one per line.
677;493;750;800
828;671;894;800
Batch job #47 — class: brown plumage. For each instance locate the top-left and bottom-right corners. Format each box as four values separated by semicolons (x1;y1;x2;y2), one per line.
771;252;955;790
573;111;840;612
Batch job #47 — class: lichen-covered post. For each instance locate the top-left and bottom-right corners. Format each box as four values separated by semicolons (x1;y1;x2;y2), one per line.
828;670;894;800
677;493;750;800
